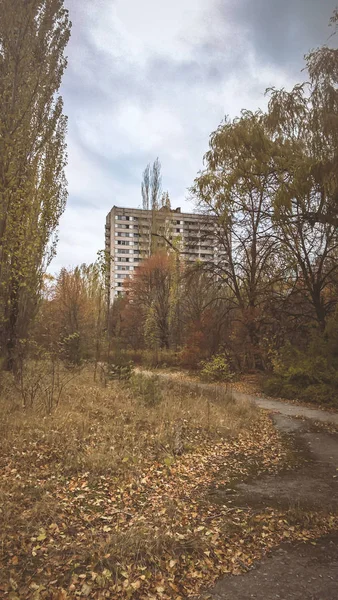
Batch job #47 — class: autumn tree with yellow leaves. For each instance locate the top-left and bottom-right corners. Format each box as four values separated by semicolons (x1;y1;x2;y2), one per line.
0;0;71;370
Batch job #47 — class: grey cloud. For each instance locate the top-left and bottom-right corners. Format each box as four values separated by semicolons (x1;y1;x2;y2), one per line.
219;0;337;71
52;0;337;272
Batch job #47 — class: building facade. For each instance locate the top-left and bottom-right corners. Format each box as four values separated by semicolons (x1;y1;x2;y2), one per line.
105;205;222;302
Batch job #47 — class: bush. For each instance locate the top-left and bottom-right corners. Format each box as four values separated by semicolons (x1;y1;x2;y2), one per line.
263;376;338;406
200;354;233;383
108;361;134;381
180;331;205;369
60;332;82;366
128;372;162;406
263;333;338;406
263;377;283;397
301;383;338;405
107;352;134;381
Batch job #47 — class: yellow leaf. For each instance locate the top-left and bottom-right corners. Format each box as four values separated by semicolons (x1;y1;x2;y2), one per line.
131;580;141;590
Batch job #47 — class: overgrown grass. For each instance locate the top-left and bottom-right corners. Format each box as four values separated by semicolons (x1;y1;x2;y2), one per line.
0;369;255;475
0;367;337;599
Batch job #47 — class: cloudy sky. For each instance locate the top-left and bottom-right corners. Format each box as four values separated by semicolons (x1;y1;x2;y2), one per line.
52;0;337;272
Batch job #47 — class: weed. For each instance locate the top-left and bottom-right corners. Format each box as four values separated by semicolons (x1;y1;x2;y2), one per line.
200;354;234;383
128;372;162;406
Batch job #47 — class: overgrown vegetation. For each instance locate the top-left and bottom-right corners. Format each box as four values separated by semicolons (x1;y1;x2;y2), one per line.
0;0;71;371
1;5;338;599
263;309;338;406
200;354;234;383
129;372;163;406
2;8;337;406
107;12;338;404
1;367;337;599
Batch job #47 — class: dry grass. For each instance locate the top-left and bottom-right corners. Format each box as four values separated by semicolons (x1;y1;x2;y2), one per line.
2;366;335;599
0;368;256;478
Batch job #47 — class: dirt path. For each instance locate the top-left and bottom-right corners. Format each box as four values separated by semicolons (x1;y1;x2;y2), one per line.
141;371;338;598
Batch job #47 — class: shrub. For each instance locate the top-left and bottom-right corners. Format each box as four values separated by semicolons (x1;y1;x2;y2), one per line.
200;354;233;383
106;350;135;382
128;372;162;406
180;331;205;369
60;332;82;366
301;383;338;405
263;333;338;406
108;361;134;381
263;377;283;397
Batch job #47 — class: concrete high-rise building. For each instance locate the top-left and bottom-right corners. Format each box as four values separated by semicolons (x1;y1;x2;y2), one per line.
105;205;223;302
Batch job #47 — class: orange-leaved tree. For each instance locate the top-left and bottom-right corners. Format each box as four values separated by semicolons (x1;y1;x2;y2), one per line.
121;251;176;349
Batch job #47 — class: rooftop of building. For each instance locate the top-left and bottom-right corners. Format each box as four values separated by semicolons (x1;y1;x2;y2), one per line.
106;205;215;220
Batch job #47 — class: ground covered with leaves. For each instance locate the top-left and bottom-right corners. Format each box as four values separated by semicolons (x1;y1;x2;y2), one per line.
0;369;337;599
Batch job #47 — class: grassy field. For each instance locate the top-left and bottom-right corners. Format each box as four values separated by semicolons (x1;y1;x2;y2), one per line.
0;368;337;599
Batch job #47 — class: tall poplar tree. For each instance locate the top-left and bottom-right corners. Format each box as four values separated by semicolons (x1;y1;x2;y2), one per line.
141;158;163;255
0;0;71;370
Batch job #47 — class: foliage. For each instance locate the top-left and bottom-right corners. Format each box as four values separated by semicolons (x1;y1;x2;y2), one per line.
121;251;175;350
263;313;338;406
105;345;135;381
34;262;107;368
60;332;82;366
128;372;163;406
191;111;283;370
185;14;338;376
180;330;206;369
200;354;234;383
0;0;71;370
141;158;172;255
108;361;134;381
12;341;78;413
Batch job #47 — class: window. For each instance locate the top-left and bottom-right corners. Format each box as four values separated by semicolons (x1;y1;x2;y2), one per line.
117;215;130;221
117;232;130;237
117;257;130;262
117;249;130;254
118;266;130;271
117;240;130;246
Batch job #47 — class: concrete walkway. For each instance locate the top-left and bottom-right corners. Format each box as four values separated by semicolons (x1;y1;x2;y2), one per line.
142;369;338;426
229;389;338;426
204;395;338;600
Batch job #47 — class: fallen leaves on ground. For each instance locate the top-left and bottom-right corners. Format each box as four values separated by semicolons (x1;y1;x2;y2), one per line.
0;375;337;599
